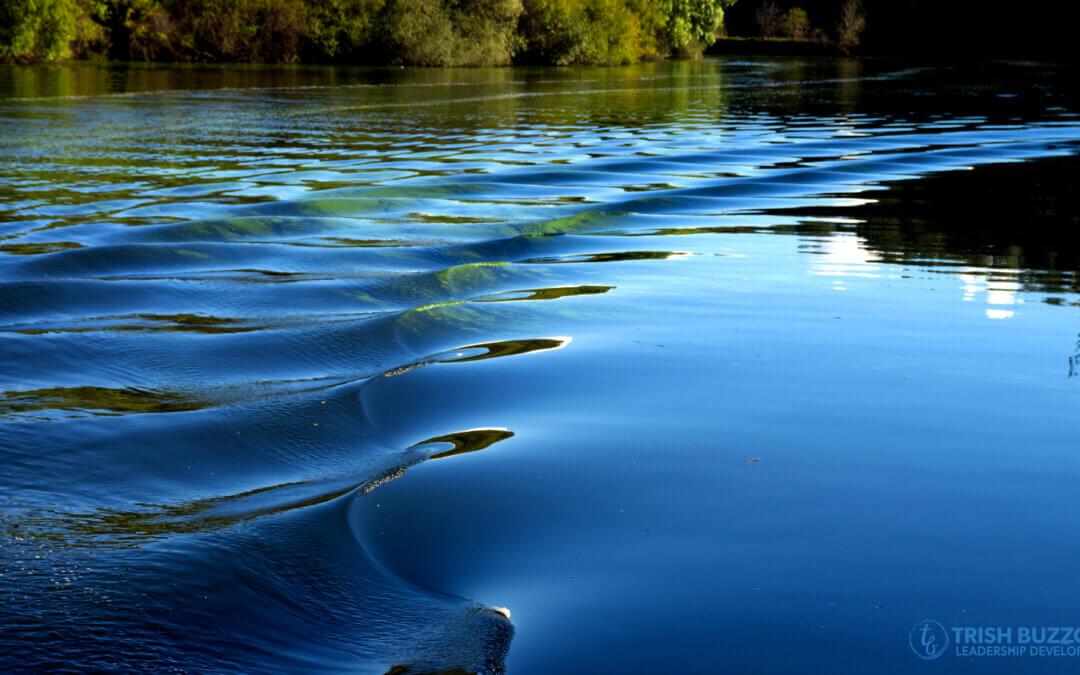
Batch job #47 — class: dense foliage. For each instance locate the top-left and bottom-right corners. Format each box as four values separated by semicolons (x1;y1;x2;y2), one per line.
0;0;737;65
1;0;85;61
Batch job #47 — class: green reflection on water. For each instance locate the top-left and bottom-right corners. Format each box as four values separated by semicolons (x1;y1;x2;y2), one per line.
0;386;204;417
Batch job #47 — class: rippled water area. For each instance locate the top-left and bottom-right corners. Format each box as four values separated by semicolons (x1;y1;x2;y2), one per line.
2;58;1080;673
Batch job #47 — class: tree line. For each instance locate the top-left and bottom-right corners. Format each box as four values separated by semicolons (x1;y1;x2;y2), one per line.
722;0;1076;60
738;0;864;52
0;0;740;65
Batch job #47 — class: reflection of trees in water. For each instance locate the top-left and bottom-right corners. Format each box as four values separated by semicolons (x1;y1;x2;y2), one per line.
1;59;726;127
789;155;1080;295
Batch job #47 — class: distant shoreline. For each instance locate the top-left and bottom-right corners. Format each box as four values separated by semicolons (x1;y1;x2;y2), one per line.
708;37;837;57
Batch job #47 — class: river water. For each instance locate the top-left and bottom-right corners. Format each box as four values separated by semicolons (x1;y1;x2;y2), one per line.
2;58;1080;673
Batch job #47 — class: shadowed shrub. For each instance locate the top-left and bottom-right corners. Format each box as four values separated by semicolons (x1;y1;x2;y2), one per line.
754;0;780;37
170;0;309;62
836;0;865;54
780;6;809;39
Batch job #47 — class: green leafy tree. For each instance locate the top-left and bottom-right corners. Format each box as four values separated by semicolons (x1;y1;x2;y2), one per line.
521;0;643;65
449;0;524;66
107;0;174;61
384;0;454;65
623;0;665;57
72;1;109;58
385;0;522;66
306;0;385;59
657;0;731;54
1;0;82;61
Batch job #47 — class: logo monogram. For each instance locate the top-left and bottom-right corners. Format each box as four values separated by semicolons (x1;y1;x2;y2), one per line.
909;619;950;660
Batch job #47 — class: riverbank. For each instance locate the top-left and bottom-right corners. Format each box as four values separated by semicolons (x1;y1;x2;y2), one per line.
707;37;835;57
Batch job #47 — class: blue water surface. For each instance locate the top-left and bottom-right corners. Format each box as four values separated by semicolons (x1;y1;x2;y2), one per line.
1;57;1080;673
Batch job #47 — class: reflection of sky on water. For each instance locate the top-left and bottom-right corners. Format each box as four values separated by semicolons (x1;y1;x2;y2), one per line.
809;231;1025;320
959;272;1022;320
810;232;882;282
